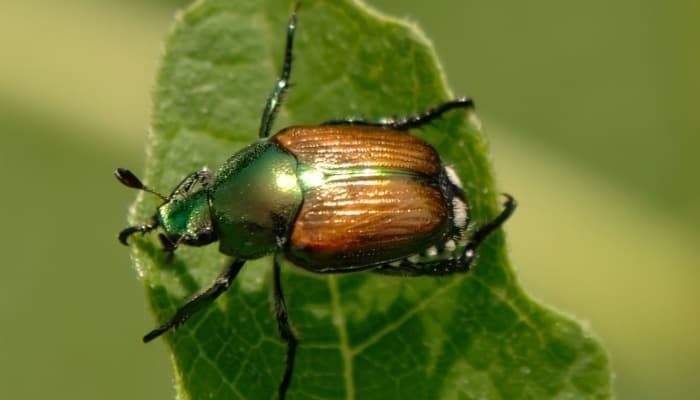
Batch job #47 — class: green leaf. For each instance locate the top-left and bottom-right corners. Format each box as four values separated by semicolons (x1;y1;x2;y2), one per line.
127;0;612;399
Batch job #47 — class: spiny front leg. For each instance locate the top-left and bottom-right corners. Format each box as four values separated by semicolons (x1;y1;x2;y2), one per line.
143;258;246;342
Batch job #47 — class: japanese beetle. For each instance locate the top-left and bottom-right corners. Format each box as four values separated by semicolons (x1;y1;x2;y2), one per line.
117;8;515;400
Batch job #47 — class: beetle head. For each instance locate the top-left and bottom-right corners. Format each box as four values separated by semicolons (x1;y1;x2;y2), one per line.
115;168;216;254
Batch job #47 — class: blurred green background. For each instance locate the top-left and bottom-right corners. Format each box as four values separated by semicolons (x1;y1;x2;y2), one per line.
1;0;697;399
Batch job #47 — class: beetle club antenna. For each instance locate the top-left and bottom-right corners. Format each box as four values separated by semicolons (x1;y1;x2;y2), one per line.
115;168;164;245
114;168;168;201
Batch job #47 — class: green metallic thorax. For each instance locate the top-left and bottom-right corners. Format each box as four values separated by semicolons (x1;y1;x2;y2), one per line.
157;190;212;244
210;141;302;259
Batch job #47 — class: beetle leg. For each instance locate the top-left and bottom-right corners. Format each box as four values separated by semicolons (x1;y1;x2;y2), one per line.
372;253;481;276
444;193;517;273
372;194;516;276
142;258;246;342
321;97;474;130
118;216;159;245
259;6;299;139
451;193;517;273
273;256;297;400
468;194;517;249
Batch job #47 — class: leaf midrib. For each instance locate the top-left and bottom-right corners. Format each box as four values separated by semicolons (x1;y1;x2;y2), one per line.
328;275;355;400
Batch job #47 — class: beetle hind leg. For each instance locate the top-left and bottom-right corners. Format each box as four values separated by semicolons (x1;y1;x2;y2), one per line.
373;194;516;276
322;97;474;130
447;193;517;273
372;251;467;276
450;193;517;273
468;194;516;249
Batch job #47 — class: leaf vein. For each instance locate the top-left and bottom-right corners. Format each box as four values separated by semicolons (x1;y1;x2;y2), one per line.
328;275;355;400
351;275;465;355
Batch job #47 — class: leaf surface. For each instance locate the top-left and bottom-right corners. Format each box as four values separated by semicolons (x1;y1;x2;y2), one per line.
127;0;612;398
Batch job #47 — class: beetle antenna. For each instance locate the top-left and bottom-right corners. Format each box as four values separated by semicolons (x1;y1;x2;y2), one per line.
115;168;168;201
